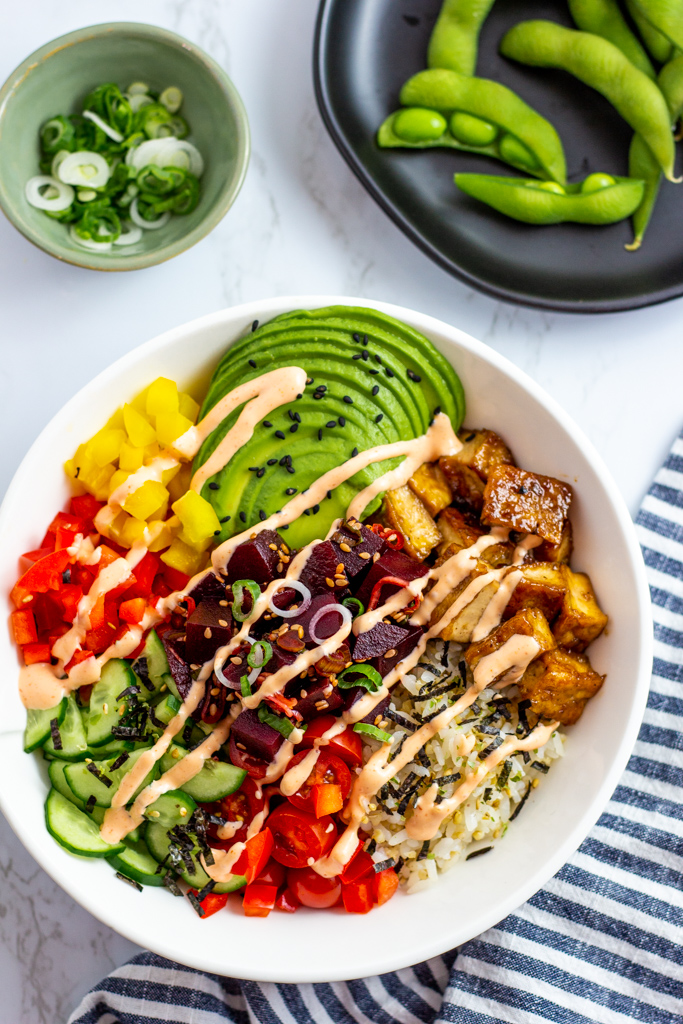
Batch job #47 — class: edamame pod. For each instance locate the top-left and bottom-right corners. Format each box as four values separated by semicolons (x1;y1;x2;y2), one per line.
454;172;645;224
627;0;683;52
625;0;673;62
427;0;496;76
378;68;566;183
567;0;656;78
500;21;677;181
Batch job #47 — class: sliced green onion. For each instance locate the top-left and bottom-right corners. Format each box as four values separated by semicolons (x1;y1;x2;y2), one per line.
25;175;74;212
112;221;142;246
127;93;155;114
69;224;112;251
129;197;171;230
231;580;260;622
57;151;110;188
83;109;123;143
170;173;200;215
247;641;273;670
240;676;252;698
354;723;393;743
40;116;75;154
342;597;365;618
153;115;189;140
159;86;183;113
127;82;150;96
258;704;296;739
75;204;121;243
77;189;97;202
337;664;383;692
51;150;71;179
136;164;185;195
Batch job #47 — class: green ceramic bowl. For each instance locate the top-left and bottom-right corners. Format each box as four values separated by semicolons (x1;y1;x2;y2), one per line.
0;22;250;271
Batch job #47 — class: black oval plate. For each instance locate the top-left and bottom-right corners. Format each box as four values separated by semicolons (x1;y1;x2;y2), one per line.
314;0;683;312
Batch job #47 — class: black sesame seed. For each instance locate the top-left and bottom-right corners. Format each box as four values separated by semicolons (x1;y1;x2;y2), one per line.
351;447;358;457
263;420;272;428
293;412;301;423
343;395;353;404
248;466;259;472
289;424;298;433
407;369;422;382
275;430;285;439
295;393;302;399
251;319;259;332
375;354;382;364
259;510;267;521
288;410;296;421
326;490;332;499
279;456;288;466
315;384;327;392
338;416;346;427
214;529;221;536
220;515;231;523
363;334;369;344
372;385;379;396
285;487;297;496
303;508;311;516
240;511;246;522
368;368;379;375
385;367;395;378
352;332;361;343
280;523;289;530
434;405;442;416
318;428;323;441
352;353;362;360
286;465;295;474
267;459;277;466
306;377;313;385
256;468;265;478
362;350;369;361
248;359;257;369
208;482;219;491
285;455;292;465
313;393;323;400
326;420;336;428
313;504;320;514
375;414;383;423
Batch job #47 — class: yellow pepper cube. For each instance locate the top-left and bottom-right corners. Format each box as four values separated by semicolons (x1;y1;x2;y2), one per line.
167;463;192;503
161;463;180;487
156;412;193;448
178;392;200;424
130;386;149;413
148;496;169;522
104;408;125;432
65;444;94;483
121;516;147;548
106;510;132;546
119;442;145;472
123;404;157;448
85;464;116;502
147;518;179;552
172;490;221;548
89;429;126;468
108;469;129;495
146;377;179;417
143;442;161;461
122;480;169;521
178;526;213;552
161;538;206;576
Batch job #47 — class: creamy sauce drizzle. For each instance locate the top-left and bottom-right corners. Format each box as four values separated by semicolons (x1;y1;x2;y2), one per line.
280;748;320;797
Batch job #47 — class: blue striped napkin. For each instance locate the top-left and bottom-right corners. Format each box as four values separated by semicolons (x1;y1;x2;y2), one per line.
68;433;683;1024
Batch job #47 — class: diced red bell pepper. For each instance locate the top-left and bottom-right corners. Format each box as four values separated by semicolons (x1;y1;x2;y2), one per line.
71;564;96;591
188;889;229;919
84;601;120;653
23;642;51;665
372;867;399;906
11;549;71;608
341;848;375;885
21;546;54;564
70;494;103;525
342;878;373;914
275;888;300;913
65;649;95;672
125;552;160;599
312;783;344;817
232;829;274;884
97;545;122;570
33;593;67;635
11;609;37;646
243;883;278;918
119;597;147;625
162;564;191;592
151;578;172;599
47;623;70;644
44;512;88;552
56;584;83;621
89;594;106;631
128;637;147;660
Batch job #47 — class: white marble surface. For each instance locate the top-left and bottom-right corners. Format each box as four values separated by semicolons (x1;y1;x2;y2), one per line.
0;1;681;1020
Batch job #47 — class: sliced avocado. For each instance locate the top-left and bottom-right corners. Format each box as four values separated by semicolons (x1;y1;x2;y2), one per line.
195;306;465;549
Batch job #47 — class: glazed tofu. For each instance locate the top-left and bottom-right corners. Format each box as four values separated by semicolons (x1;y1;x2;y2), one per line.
436;507;483;555
439;428;515;514
465;607;556;681
503;562;567;625
430;568;500;643
553;569;608;651
481;464;572;544
409;462;452;517
383;484;441;561
518;648;605;725
535;520;573;564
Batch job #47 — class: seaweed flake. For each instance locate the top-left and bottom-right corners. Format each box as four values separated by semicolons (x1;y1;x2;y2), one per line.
115;871;143;891
393;857;404;874
182;721;194;745
163;873;184;896
522;751;530;764
516;699;531;736
415;745;431;768
477;723;502;735
497;760;512;790
466;846;493;861
479;736;504;759
110;752;130;772
397;776;426;815
387;734;406;764
394;771;419;799
416;841;430;862
373;858;397;873
384;708;417;732
365;838;377;856
434;772;461;786
532;760;549;774
196;879;216;902
86;762;112;787
509;783;532;821
49;718;62;750
186;891;206;917
418;676;464;700
440;642;450;668
86;794;96;811
116;685;141;702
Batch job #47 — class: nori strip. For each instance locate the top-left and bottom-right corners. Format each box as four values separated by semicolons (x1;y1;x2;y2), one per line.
182;721;194;745
419;677;464;700
112;725;147;740
479;736;503;759
522;751;530;764
532;760;549;773
509;783;531;821
435;772;461;786
394;771;419;800
483;787;492;802
163;872;183;896
458;659;468;681
365;838;377;856
110;752;130;772
86;794;96;811
49;718;62;750
86;762;112;787
132;656;154;691
196;879;216;902
441;642;450;668
206;813;228;828
416;841;430;861
384;708;417;732
466;846;493;860
148;706;165;729
387;734;406;764
116;684;141;701
186;890;206;917
115;871;143;891
477;723;502;735
516;699;531;736
497;760;512;789
419;705;450;724
397;776;425;815
373;858;397;873
415;745;430;768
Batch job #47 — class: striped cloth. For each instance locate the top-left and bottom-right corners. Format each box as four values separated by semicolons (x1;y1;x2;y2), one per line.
69;435;683;1024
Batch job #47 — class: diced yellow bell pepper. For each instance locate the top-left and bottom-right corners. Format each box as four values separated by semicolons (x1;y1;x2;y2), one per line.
131;386;149;414
148;496;169;522
178;392;200;424
119;442;145;473
146;377;179;416
144;442;161;461
161;463;180;486
121;516;147;548
108;469;130;495
160;537;206;576
123;404;156;448
104;408;125;432
155;412;193;448
122;480;169;521
105;510;131;546
172;490;221;548
167;463;192;503
146;518;179;552
82;464;116;502
89;429;126;468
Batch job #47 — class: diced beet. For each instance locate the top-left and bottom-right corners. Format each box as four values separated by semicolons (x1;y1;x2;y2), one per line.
289;680;345;721
330;521;386;583
297;541;350;599
352;621;415;661
230;708;283;761
215;658;245;690
188;570;228;605
354;550;429;609
225;530;285;586
342;689;391;725
371;623;423;678
289;593;345;644
158;627;193;700
186;599;233;665
217;645;297;692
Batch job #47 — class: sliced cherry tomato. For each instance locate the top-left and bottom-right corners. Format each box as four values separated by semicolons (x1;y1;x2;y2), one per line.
228;734;270;779
288;866;342;909
205;777;265;850
341;849;374;885
119;597;147;624
267;805;337;869
342;878;373;914
298;715;363;767
243;882;278;917
10;549;71;608
275;888;300;913
22;642;51;665
286;750;352;816
372;867;399;906
232;829;274;884
11;609;37;646
188;889;228;919
253;858;286;889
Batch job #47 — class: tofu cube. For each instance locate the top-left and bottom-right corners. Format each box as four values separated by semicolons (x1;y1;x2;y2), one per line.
465;607;556;682
383;484;441;560
518;648;605;725
553;569;607;651
503;562;567;625
482;464;572;544
409;462;452;517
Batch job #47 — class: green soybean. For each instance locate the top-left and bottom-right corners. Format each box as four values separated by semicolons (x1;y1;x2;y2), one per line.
449;112;498;146
627;0;683;51
427;0;497;76
500;21;676;181
625;0;673;62
567;0;656;78
377;68;566;183
393;108;448;142
581;172;616;192
454;172;645;225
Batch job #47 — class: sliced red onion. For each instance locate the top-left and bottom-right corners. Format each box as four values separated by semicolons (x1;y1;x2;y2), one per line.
267;580;311;619
246;636;266;685
309;602;352;645
214;654;230;686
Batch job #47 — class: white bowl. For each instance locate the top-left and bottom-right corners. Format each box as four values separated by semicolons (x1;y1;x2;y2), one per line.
0;296;651;982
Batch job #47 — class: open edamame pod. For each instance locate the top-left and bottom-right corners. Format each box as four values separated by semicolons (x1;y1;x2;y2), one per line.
377;68;567;183
454;172;645;224
500;21;677;181
427;0;497;75
625;0;673;62
627;0;683;52
567;0;656;78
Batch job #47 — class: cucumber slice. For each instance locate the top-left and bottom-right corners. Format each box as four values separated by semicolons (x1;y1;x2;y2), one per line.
149;693;181;729
43;695;88;761
87;659;136;747
48;759;86;811
159;744;246;801
107;837;165;886
145;821;245;894
65;745;158;808
24;697;67;753
86;738;139;759
136;629;179;700
144;788;196;827
45;788;124;857
174;721;206;749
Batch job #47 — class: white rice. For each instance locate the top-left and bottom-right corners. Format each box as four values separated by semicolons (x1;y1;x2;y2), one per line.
359;639;565;892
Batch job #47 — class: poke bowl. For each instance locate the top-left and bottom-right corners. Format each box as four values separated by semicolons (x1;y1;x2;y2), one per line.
0;295;651;982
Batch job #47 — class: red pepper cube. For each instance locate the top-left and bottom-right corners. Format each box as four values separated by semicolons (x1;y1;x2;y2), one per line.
188;889;229;919
22;642;51;665
11;609;37;646
372;867;399;906
232;829;274;884
243;883;278;917
10;549;72;608
311;783;344;818
342;878;374;914
125;551;160;600
341;848;375;885
119;597;147;625
69;494;103;525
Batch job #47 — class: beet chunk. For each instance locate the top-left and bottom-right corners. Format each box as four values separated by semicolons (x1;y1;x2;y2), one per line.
342;689;391;725
352;621;415;661
330;521;386;583
371;623;423;678
186;599;233;665
217;645;297;691
289;593;345;644
225;530;285;586
354;549;429;609
297;541;350;599
188;570;228;605
158;627;193;700
230;708;283;761
290;680;345;721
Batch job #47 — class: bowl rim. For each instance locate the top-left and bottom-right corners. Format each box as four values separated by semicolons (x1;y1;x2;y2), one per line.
0;295;653;980
0;21;250;272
